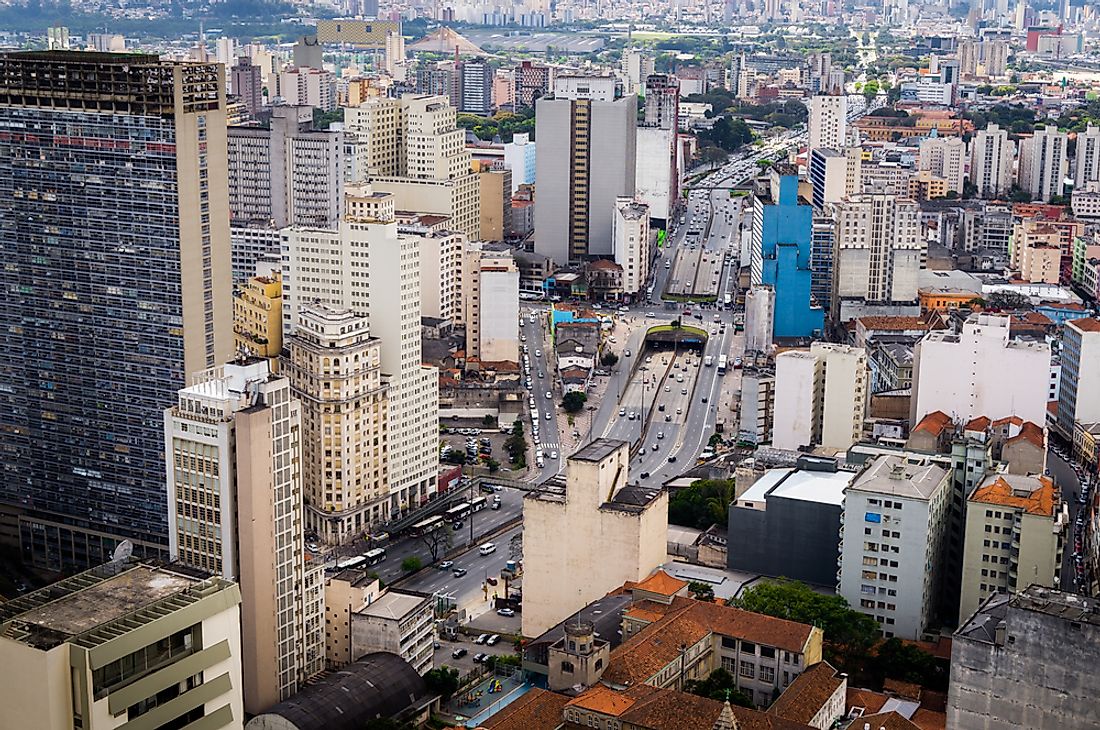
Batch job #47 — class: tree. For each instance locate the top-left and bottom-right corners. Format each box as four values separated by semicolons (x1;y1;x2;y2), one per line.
487;458;501;473
868;638;946;690
684;668;754;707
415;526;451;562
482;414;497;426
401;556;423;572
688;580;715;602
668;479;736;530
424;666;460;699
601;351;619;367
505;420;527;468
562;391;587;414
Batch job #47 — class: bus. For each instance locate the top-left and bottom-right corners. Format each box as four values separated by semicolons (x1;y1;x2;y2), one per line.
717;355;728;374
469;496;488;512
363;548;386;566
723;293;733;308
445;502;471;522
411;516;445;536
336;556;367;570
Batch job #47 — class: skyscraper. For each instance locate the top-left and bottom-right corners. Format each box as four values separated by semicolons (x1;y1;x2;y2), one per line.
971;123;1015;198
1075;125;1100;191
459;59;493;115
0;51;232;569
807;94;848;157
1018;125;1068;202
231;56;263;116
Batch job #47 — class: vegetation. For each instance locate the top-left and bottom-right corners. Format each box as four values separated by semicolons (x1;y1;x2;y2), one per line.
687;580;715;602
484;653;522;671
486;458;501;473
600;351;620;367
668;479;735;530
401;556;423;573
505;420;527;468
482;414;497;427
423;666;460;700
684;668;755;708
562;391;588;414
312;108;344;130
698;116;755;153
963;104;1036;136
456;108;536;142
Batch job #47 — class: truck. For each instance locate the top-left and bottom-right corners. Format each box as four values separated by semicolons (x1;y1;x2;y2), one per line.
704;355;714;367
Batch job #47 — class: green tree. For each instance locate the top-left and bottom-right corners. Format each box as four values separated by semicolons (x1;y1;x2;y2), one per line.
868;638;946;690
668;479;736;530
601;351;620;367
562;391;588;414
486;458;501;473
688;580;715;602
684;668;754;707
423;666;460;699
505;420;527;468
482;414;497;426
401;556;423;573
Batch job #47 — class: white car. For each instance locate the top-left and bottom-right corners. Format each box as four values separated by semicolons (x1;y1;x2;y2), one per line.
545;390;552;399
545;412;552;420
535;350;542;358
550;450;558;459
619;407;626;416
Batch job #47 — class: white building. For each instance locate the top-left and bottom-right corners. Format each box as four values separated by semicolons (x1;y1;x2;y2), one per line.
281;187;439;515
744;285;775;353
277;66;337;111
553;74;618;101
352;591;434;675
620;48;655;94
464;245;521;363
918;135;967;194
503;132;537;193
971;124;1015;198
407;226;468;325
1075;125;1100;191
1056;317;1100;437
807;94;848;157
612;197;651;296
911;313;1051;426
635;125;678;223
164;358;325;712
1018;125;1068;202
773;343;867;452
839;454;952;640
808;147;860;211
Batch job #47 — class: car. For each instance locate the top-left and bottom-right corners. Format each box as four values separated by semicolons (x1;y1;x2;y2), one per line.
681;388;688;395
646;312;656;318
487;634;501;646
545;390;552;399
640;471;650;479
479;542;497;555
657;432;664;439
609;336;617;343
486;576;499;586
473;652;489;663
624;349;632;357
475;633;489;644
665;385;671;392
535;350;542;357
520;335;527;342
652;444;659;451
453;567;468;577
701;396;708;403
658;403;666;412
490;501;502;510
545;412;552;421
452;521;464;531
497;608;516;617
551;450;558;459
665;414;672;422
668;455;677;463
452;647;468;659
439;560;455;570
628;412;637;420
619;407;626;416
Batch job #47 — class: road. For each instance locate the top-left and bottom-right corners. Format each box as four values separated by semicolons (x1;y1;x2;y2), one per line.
520;310;563;480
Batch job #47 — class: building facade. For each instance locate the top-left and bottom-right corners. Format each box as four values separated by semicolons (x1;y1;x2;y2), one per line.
1056;317;1100;438
1018;125;1069;202
971;124;1015;198
234;273;283;364
807;94;848;156
352;590;434;675
772;342;867;452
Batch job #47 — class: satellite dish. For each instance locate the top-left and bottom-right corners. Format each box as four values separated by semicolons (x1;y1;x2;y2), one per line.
111;540;134;563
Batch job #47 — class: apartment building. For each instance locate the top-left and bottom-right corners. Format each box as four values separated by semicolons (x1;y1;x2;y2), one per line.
839;454;952;640
284;306;390;541
1075;124;1100;190
971;124;1015;198
1018;125;1069;203
918;135;967;194
0;560;244;730
772;343;867;452
464;245;521;363
807;94;848;157
513;60;552;109
234;273;283;364
738;367;776;446
231;226;283;283
612;197;652;297
323;569;382;668
413;226;468;325
959;473;1068;623
0;51;232;569
1056;317;1100;438
459;58;492;115
352;591;435;675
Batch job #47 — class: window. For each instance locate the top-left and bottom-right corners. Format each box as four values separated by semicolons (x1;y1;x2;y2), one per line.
760;665;775;683
740;660;755;679
561;661;574;673
740;641;756;654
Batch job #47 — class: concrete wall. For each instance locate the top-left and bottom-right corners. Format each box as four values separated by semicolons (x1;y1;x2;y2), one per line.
727;496;842;587
773;351;819;451
533;99;572;265
587;97;638;258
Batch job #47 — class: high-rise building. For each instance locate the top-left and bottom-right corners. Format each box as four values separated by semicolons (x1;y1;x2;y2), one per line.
277;66;337;111
958;473;1067;624
983;39;1009;76
0;51;232;570
475;162;511;241
534;78;637;264
612;197;651;297
808;147;860;211
1018;125;1069;202
644;74;680;130
513;60;551;109
503;132;537;193
292;35;323;69
231;56;263;116
459;59;493;115
234;272;284;364
744;285;775;353
281;187;439;515
415;62;459;108
620;48;656;94
1075;124;1100;190
1056;317;1100;438
838;454;952;639
165;358;325;711
912;313;1051;426
749;167;824;338
772;342;867;452
0;558;245;730
918;135;967;194
284;306;390;541
463;246;520;363
830;193;924;322
971;123;1015;198
807;94;848;157
810;213;836;314
228;104;344;229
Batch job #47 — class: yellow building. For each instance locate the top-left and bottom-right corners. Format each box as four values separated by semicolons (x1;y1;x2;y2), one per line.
474;160;512;242
908;169;948;200
234;272;283;364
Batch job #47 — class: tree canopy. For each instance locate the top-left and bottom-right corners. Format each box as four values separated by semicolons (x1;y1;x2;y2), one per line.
684;668;755;707
669;479;735;530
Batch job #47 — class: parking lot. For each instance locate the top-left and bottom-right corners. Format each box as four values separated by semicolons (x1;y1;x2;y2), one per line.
440;421;514;470
433;630;519;677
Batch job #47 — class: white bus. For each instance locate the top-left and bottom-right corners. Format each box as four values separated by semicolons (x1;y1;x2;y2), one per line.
445;502;472;521
363;548;387;566
717;355;728;374
411;516;445;536
470;496;488;512
336;556;367;570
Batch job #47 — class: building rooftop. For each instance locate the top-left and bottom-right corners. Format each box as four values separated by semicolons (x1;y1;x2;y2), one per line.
478;688;570;730
969;474;1058;516
631;570;688;597
737;467;853;507
1068;317;1100;333
358;590;428;620
850;455;948;501
768;661;845;725
911;411;952;437
572;438;627;463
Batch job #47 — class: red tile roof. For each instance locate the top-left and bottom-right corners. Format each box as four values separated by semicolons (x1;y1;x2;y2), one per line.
969;474;1057;516
1005;421;1045;449
633;570;688;597
964;416;991;432
479;688;570;730
857;711;921;730
1069;317;1100;333
768;662;845;724
912;411;952;437
847;688;888;715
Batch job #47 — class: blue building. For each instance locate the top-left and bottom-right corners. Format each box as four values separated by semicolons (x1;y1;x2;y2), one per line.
751;168;824;338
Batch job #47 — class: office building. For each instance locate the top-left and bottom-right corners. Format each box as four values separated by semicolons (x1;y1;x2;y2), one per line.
234;272;283;364
414;61;459;107
643;73;680;130
231;226;282;283
959;473;1067;624
971;124;1015;198
228;104;344;228
620;48;655;94
1056;317;1100;438
830;193;924;323
514;60;551;108
749;167;824;338
810;213;835;314
464;246;520;363
0;559;244;730
612;197;652;297
534;79;637;264
475;162;511;241
918;135;967;194
807;94;848;156
808;146;859;211
503;132;537;193
281;188;439;517
459;59;492;115
352;591;434;675
231;56;263;116
165;358;325;712
410;225;468;325
1075;125;1100;193
772;342;867;452
838;454;952;639
912;313;1051;426
343;96;401;179
285;306;390;541
728;463;854;586
0;51;232;569
949;587;1100;729
1018;125;1068;202
522;440;668;637
635;125;679;224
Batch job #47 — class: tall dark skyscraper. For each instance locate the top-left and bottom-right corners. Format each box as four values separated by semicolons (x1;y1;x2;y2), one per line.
0;51;233;570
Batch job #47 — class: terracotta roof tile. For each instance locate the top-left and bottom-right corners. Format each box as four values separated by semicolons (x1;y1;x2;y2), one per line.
882;679;921;701
858;711;922;730
856;316;935;331
911;708;948;730
1069;317;1100;333
480;688;569;730
768;661;845;724
912;411;952;436
969;474;1058;516
634;570;689;597
847;688;888;714
964;416;991;432
567;685;638;716
1004;421;1045;449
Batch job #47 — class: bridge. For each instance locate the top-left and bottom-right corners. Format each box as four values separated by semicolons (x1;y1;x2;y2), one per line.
381;474;532;536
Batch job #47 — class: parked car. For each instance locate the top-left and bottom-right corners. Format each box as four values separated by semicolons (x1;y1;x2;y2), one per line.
452;648;468;659
487;634;501;646
497;608;516;617
486;576;499;586
475;634;489;645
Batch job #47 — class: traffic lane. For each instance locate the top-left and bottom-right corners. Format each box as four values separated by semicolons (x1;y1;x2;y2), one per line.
1046;449;1083;591
399;525;522;614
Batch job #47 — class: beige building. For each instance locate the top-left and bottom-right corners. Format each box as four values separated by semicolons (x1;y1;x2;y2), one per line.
0;560;244;730
1018;242;1061;284
164;358;325;713
412;226;468;325
233;272;283;364
612;197;652;297
772;342;867;452
475;161;512;241
464;245;521;363
285;305;390;541
959;473;1068;623
522;439;668;637
281;187;440;517
917;135;967;194
324;569;382;668
352;590;435;675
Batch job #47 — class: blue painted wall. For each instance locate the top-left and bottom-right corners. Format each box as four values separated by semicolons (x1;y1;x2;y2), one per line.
759;175;824;338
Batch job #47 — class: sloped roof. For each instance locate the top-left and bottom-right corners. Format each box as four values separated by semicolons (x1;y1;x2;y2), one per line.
912;411;951;437
633;570;688;597
1004;421;1044;449
768;661;845;724
969;474;1057;517
480;687;569;730
407;26;487;56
